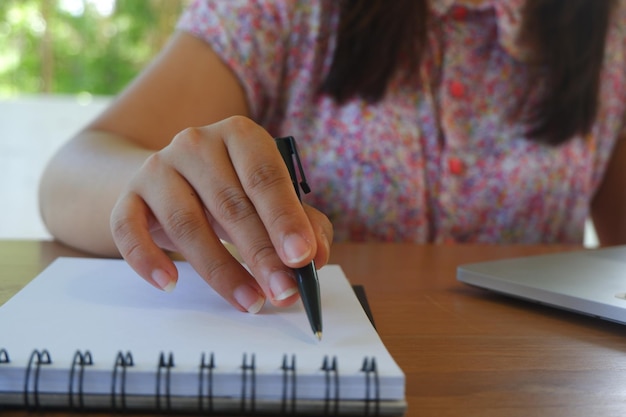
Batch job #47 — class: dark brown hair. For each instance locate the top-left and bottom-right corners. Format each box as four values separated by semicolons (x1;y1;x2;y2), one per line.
319;0;615;146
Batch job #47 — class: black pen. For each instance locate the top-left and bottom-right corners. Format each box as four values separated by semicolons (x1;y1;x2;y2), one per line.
275;136;323;341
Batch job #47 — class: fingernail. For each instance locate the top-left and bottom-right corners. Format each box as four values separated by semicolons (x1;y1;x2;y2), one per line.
234;284;265;314
283;233;312;264
270;270;298;301
152;269;176;292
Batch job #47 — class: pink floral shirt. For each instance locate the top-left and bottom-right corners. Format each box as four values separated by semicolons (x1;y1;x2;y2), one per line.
178;0;626;244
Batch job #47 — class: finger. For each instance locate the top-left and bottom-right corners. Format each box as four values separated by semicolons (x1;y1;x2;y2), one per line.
163;126;301;306
304;205;333;267
217;117;317;267
130;152;267;313
111;192;179;292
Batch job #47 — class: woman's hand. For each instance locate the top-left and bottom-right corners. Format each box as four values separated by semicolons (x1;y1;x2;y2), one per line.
110;116;333;313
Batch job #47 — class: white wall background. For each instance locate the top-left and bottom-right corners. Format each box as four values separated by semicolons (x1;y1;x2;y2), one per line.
0;95;111;239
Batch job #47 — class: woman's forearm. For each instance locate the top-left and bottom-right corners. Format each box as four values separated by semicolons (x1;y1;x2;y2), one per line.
39;130;152;256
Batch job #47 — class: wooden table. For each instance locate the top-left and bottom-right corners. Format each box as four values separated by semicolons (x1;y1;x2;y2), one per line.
2;240;626;417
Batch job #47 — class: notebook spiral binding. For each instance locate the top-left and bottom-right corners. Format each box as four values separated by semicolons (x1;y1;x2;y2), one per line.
240;353;256;414
69;350;93;410
361;357;380;416
24;349;51;410
156;351;175;411
321;355;339;416
111;350;134;411
281;354;296;415
4;348;383;416
198;352;216;413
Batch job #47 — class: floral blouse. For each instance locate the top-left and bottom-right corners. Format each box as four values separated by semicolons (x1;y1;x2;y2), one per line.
177;0;626;244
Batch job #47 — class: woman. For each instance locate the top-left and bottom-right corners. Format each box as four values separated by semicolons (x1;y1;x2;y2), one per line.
39;0;626;314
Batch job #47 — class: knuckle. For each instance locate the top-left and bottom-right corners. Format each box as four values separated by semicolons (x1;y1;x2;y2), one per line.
110;211;128;240
197;258;233;287
119;239;144;263
110;214;143;260
244;163;285;196
221;115;260;135
265;203;301;230
215;186;256;223
163;208;205;244
245;239;278;268
140;152;167;176
170;127;205;151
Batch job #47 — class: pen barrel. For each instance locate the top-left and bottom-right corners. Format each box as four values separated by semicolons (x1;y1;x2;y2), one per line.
294;262;323;335
275;136;322;338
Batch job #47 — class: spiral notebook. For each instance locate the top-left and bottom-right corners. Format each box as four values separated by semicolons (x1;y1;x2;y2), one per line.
0;257;406;415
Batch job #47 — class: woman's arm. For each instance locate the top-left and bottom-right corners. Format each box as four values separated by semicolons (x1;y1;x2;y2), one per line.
39;130;152;256
40;32;249;254
39;31;332;312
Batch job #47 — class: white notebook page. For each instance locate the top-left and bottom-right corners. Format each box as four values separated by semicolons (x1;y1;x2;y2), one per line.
0;257;404;403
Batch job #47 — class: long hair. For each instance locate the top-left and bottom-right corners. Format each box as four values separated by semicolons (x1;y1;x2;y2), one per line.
319;0;615;146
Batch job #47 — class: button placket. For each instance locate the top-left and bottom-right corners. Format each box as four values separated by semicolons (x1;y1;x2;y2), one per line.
449;80;466;99
450;5;468;21
448;156;464;175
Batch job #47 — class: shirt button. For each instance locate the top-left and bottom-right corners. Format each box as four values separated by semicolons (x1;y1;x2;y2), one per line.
448;157;464;175
451;6;468;20
449;80;466;98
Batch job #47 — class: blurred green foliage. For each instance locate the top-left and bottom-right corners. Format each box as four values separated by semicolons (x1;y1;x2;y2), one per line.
0;0;187;97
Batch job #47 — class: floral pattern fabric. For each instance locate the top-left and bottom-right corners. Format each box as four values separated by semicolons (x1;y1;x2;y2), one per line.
177;0;626;244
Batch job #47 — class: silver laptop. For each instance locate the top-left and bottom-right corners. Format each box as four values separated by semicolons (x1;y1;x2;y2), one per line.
457;245;626;325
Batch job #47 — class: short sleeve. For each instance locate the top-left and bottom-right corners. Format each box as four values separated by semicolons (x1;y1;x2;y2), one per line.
176;0;294;120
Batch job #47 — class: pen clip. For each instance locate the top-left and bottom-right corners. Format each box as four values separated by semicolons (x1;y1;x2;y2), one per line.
275;136;311;196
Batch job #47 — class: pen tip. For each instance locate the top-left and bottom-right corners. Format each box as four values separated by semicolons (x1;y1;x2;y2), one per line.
315;331;322;341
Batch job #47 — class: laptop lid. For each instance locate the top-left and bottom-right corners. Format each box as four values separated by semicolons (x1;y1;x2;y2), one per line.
457;245;626;325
